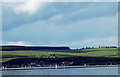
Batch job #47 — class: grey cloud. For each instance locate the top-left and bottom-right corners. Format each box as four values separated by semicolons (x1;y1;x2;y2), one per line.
2;14;118;48
2;2;118;31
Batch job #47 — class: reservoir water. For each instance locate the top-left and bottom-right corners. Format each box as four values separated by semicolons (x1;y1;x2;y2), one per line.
2;66;118;75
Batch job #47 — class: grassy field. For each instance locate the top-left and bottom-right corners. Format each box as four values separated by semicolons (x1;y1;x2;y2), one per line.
1;48;119;62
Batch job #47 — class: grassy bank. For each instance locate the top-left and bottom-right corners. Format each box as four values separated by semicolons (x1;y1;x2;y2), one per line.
1;48;119;62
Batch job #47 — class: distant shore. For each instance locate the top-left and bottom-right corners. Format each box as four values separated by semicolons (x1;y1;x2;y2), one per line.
1;46;119;69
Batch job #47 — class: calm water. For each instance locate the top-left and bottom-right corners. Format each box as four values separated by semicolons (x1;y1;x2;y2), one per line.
2;66;118;75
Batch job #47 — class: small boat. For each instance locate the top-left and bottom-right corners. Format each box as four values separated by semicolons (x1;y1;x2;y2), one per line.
55;64;58;69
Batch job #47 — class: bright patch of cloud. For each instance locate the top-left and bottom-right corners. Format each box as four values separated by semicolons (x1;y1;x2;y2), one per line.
14;0;48;15
3;41;32;46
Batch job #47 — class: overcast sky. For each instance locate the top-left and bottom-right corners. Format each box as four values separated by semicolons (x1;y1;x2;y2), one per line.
2;2;118;48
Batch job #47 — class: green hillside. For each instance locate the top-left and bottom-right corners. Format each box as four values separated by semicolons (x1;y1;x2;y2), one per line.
1;48;119;62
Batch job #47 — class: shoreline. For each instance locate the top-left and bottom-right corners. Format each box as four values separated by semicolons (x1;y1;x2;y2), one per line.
2;65;118;71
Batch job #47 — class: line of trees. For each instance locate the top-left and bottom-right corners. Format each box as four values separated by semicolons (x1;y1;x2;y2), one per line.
79;46;117;50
